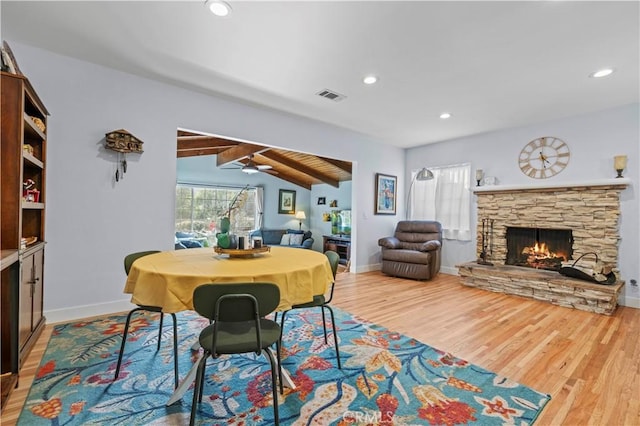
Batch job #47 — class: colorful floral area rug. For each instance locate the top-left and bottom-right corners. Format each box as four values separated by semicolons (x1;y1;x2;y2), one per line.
19;307;550;425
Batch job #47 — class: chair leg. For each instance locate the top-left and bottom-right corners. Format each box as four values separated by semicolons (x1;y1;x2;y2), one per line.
325;305;341;369
170;313;179;389
157;313;164;350
321;306;328;344
279;310;288;344
114;307;143;380
189;353;209;426
275;339;284;395
263;349;280;425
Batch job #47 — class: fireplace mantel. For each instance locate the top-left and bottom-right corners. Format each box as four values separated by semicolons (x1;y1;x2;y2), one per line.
473;178;630;194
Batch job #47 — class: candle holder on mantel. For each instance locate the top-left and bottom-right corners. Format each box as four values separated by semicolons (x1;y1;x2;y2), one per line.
475;169;484;187
477;217;494;266
614;155;627;178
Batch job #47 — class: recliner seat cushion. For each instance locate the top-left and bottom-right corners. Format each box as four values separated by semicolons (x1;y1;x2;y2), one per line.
381;249;432;264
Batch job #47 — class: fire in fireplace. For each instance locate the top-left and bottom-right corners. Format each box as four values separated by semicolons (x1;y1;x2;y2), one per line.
505;227;573;271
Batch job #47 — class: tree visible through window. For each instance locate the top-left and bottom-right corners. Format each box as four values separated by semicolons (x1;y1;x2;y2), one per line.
175;185;259;246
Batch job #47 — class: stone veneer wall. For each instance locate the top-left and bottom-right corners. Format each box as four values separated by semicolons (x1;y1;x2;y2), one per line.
475;184;627;269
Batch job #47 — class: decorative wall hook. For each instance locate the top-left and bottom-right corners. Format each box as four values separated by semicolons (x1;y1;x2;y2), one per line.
105;129;144;182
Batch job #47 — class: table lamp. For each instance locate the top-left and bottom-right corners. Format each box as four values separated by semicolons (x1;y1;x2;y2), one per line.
295;211;306;230
406;167;434;219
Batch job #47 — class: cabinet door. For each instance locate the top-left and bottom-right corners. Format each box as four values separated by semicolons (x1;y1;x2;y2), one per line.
31;248;44;328
18;255;33;348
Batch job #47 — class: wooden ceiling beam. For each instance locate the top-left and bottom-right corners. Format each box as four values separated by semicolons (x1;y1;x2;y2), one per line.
177;148;221;158
177;137;238;151
260;151;340;187
268;171;311;190
322;157;352;174
216;144;268;167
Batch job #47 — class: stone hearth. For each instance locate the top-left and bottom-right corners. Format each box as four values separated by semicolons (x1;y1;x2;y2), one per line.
458;262;624;315
458;179;630;315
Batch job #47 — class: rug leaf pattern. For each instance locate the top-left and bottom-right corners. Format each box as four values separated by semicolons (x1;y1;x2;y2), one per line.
18;307;549;425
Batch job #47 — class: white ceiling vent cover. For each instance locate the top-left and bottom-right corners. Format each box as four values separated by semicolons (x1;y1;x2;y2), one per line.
316;89;347;102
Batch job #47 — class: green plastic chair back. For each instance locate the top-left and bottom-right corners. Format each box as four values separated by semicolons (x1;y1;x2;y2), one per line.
124;250;161;275
193;282;280;322
324;250;340;279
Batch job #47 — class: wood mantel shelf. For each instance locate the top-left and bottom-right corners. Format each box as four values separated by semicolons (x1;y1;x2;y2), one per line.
457;262;624;315
473;178;631;194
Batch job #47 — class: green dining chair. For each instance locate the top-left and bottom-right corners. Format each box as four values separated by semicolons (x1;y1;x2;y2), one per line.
114;250;179;389
190;282;283;426
278;250;341;368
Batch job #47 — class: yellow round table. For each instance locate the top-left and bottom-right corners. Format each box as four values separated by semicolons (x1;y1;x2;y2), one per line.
124;246;334;313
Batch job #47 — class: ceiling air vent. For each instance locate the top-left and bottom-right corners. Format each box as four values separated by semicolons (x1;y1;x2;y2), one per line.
316;89;347;102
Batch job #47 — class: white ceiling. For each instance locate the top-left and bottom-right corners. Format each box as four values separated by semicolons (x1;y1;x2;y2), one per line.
2;1;638;148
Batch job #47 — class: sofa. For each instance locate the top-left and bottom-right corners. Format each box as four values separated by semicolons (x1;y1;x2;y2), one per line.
249;228;314;249
377;220;442;280
175;231;207;249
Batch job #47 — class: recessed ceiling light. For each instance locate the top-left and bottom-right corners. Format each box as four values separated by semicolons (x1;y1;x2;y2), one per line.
589;68;615;78
206;0;232;17
439;112;452;119
363;75;378;85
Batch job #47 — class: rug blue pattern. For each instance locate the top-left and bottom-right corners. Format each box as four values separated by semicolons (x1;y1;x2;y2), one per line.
18;307;550;425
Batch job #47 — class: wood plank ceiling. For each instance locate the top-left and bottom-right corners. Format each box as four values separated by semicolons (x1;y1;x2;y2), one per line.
177;130;352;190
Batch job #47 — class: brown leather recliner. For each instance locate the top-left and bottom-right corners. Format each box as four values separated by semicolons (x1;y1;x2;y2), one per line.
377;221;442;280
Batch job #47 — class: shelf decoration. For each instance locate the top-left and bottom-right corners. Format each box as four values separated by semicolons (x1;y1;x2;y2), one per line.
23;179;40;202
105;129;144;182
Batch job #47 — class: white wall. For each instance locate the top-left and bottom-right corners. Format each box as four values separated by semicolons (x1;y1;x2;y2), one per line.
406;103;639;307
11;42;405;322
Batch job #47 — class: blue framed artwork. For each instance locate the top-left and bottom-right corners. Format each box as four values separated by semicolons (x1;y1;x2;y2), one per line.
375;173;397;215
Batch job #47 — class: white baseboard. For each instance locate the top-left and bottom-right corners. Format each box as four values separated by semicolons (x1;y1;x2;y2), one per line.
354;262;382;273
619;294;640;309
44;299;135;324
440;266;458;275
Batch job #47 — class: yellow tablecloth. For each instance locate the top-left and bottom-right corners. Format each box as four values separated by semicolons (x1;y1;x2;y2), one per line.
124;246;334;313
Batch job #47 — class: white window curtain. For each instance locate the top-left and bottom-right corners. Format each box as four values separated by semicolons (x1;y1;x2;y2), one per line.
409;163;472;241
255;186;264;229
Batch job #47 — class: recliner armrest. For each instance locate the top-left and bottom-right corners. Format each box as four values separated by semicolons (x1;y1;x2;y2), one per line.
378;236;401;249
419;240;441;252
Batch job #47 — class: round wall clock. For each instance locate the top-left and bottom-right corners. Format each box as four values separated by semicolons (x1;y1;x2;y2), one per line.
518;136;570;179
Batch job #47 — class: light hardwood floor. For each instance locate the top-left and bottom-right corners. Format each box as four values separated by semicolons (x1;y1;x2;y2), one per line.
2;271;639;425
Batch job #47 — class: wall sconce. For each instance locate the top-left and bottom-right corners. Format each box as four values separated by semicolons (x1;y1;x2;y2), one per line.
614;155;627;178
475;169;484;186
295;211;306;230
406;167;434;219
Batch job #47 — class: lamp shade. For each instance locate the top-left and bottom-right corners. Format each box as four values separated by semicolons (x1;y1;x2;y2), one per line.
295;211;306;220
416;168;434;181
614;155;627;170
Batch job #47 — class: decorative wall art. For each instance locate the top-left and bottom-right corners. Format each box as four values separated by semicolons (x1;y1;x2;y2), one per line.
317;197;326;205
278;189;296;214
105;129;144;183
375;173;397;215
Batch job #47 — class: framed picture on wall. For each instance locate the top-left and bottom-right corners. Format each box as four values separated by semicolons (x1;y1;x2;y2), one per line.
375;173;397;215
278;189;296;214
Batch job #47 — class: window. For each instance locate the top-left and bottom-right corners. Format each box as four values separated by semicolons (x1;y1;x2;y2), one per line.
175;185;262;246
409;163;471;241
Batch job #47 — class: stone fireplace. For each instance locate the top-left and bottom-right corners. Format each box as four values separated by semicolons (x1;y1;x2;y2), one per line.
458;179;629;315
